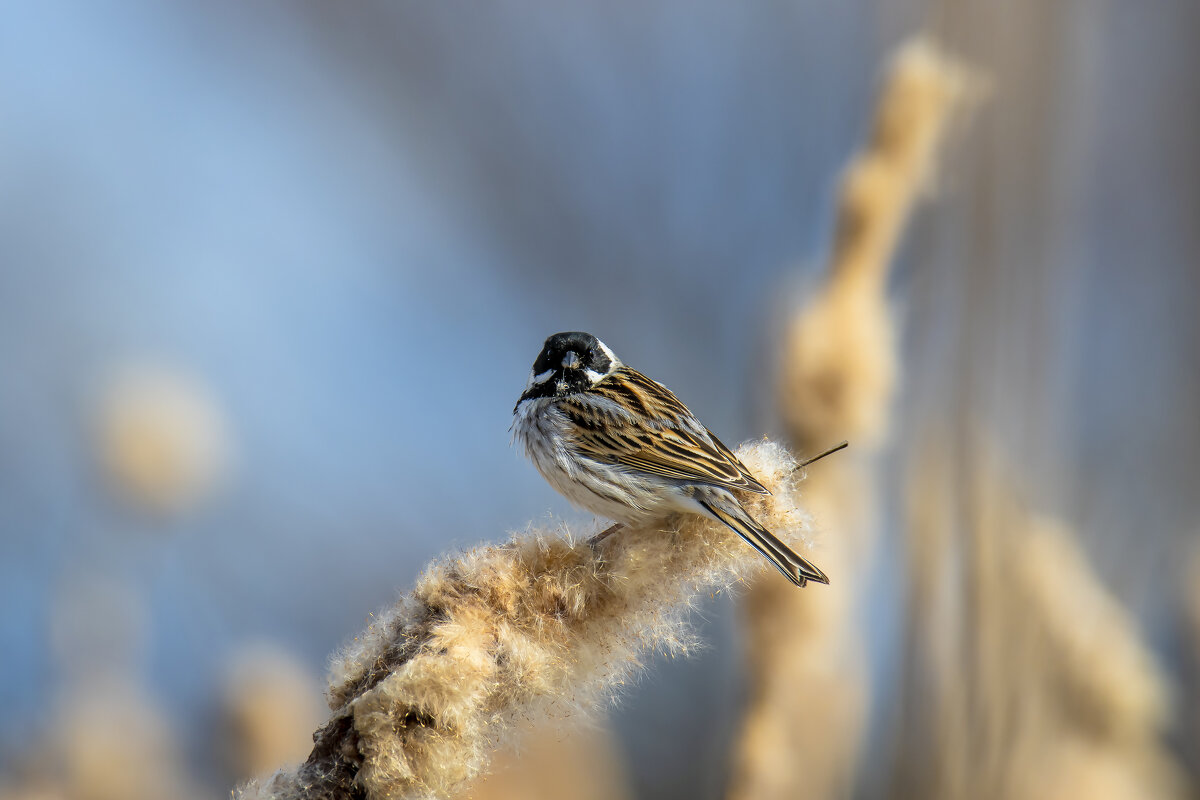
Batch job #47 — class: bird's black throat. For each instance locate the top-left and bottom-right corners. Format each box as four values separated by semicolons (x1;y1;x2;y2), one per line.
515;330;616;411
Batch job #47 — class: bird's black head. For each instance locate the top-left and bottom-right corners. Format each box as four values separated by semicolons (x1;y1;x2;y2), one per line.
515;331;621;409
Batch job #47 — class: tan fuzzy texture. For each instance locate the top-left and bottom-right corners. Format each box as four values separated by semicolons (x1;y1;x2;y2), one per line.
236;440;815;800
729;39;975;800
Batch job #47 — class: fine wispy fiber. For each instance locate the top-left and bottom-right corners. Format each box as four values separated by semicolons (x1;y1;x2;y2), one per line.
237;440;817;800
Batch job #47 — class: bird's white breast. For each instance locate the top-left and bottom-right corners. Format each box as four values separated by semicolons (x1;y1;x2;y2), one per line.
512;396;692;525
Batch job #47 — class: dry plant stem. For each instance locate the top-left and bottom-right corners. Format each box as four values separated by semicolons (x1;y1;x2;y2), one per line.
237;441;814;800
729;39;973;800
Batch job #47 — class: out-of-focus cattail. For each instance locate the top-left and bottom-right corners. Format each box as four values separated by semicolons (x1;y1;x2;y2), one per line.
1003;520;1184;800
51;679;204;800
450;722;631;800
0;574;205;800
1182;545;1200;780
236;441;815;800
220;645;327;784
777;38;974;450
897;442;1185;800
0;782;68;800
729;39;974;800
1013;738;1183;800
94;365;231;515
1016;519;1168;745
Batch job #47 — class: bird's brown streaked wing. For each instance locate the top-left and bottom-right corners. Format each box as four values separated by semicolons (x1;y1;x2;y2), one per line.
705;432;769;493
560;367;769;494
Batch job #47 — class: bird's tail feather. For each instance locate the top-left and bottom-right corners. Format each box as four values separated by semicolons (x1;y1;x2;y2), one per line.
699;500;829;588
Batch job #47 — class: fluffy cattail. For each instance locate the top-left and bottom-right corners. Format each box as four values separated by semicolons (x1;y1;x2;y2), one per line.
729;39;975;800
237;440;815;800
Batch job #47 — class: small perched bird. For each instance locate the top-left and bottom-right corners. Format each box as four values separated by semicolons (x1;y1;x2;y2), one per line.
512;331;829;587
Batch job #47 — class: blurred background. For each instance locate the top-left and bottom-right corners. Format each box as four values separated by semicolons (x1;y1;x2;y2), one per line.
1;1;1197;799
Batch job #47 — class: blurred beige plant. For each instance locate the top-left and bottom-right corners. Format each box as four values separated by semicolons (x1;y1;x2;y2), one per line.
897;441;1185;800
448;722;631;800
0;782;67;800
221;645;327;784
237;440;819;800
0;572;207;800
52;680;201;800
94;365;231;514
729;38;975;800
0;679;204;800
1183;545;1200;777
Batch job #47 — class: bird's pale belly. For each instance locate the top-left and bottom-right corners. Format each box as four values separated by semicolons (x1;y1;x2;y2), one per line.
514;397;693;526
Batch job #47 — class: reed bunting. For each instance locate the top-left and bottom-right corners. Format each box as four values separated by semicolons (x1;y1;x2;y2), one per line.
512;331;829;587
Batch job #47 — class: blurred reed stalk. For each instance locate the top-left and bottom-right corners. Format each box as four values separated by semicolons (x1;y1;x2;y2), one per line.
1184;547;1200;783
220;646;326;786
897;442;1185;800
888;3;1187;795
448;722;631;800
0;574;206;800
727;39;973;800
236;441;819;800
0;678;205;800
94;366;231;516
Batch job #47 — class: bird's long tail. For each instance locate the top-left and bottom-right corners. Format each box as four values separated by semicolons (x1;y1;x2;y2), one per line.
698;499;829;588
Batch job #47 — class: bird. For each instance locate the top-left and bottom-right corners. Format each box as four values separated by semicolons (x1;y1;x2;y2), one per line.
512;331;829;587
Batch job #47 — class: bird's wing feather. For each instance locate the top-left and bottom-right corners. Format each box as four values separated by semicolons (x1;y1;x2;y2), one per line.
558;367;768;494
